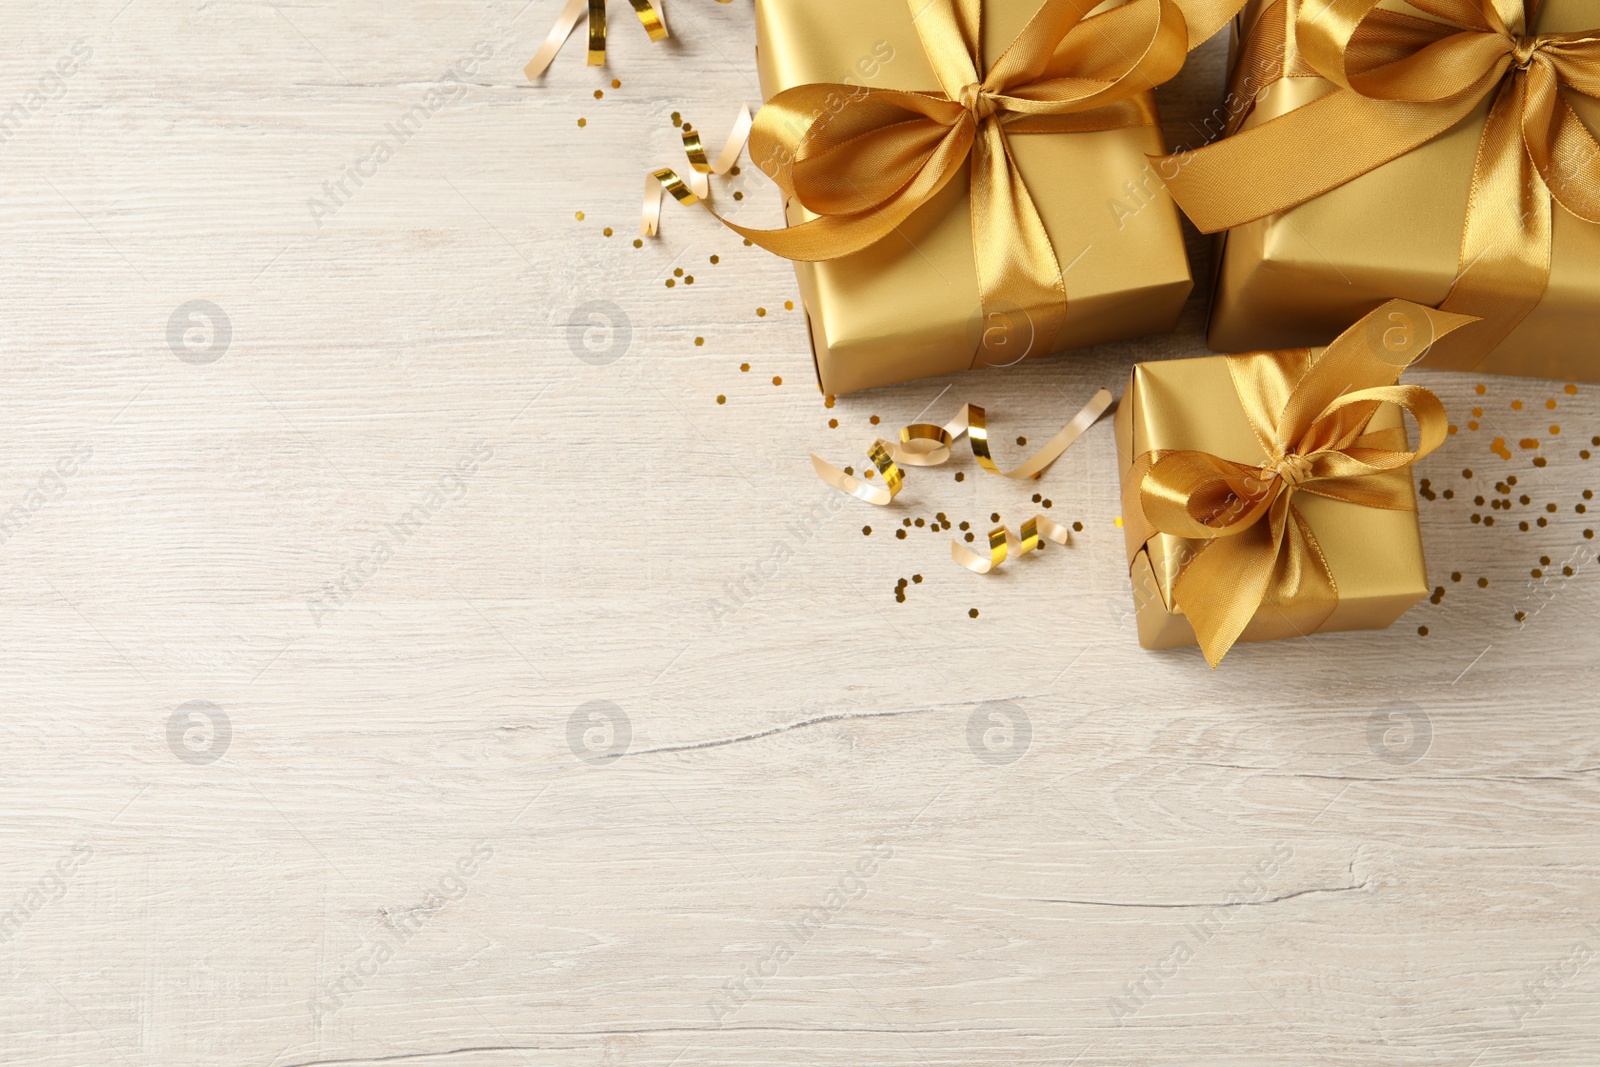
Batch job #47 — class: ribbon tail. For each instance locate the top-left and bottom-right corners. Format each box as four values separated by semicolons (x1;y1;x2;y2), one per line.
1428;74;1553;372
526;0;589;78
1173;516;1282;668
968;121;1067;368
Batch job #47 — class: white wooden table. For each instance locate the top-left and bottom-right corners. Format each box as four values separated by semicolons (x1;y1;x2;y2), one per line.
3;2;1598;1064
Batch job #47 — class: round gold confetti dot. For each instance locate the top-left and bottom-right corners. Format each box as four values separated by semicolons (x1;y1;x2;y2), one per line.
913;574;923;584
1417;626;1429;636
1467;422;1478;431
1072;521;1083;532
1564;566;1576;577
740;363;750;372
964;532;975;542
1551;424;1561;435
896;529;907;539
969;608;980;619
1566;384;1578;394
1016;436;1027;446
828;418;838;428
594;89;604;99
1538;516;1549;526
757;307;767;317
843;466;854;475
1484;516;1494;526
1462;469;1474;479
612;78;621;88
862;526;871;536
685;276;695;285
744;239;753;246
1514;611;1527;622
772;375;782;386
1478;577;1489;588
1471;514;1481;523
958;520;970;531
1032;493;1042;503
1512;399;1524;410
1548;398;1559;410
1520;522;1530;531
1542;556;1552;566
575;211;585;220
1475;383;1486;394
785;300;794;310
1586;490;1594;499
955;472;964;482
1509;475;1519;485
1043;499;1052;508
1474;495;1485;505
823;394;833;406
673;268;684;277
1585;529;1595;539
869;415;881;425
863;468;873;479
903;518;911;527
603;227;613;237
716;394;726;404
1547;502;1558;512
633;238;643;248
577;117;587;127
1451;571;1462;582
1532;568;1544;578
1534;457;1548;467
671;111;682;124
694;337;704;346
710;254;720;264
665;279;675;288
990;512;1001;522
733;192;743;201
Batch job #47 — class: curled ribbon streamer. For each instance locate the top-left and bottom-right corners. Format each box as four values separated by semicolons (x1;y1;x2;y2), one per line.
642;106;754;237
1124;299;1475;668
526;0;731;76
663;0;1247;368
952;515;1071;573
811;387;1114;506
1157;0;1600;369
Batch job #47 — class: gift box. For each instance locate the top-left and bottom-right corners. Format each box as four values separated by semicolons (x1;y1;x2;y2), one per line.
1114;300;1471;666
751;0;1196;395
1170;0;1600;382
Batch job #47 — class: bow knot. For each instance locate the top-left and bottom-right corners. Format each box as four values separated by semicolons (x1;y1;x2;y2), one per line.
958;82;999;122
1265;450;1314;489
1509;33;1546;70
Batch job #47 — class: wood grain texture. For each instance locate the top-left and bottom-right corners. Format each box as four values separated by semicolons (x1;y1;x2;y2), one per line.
2;2;1598;1065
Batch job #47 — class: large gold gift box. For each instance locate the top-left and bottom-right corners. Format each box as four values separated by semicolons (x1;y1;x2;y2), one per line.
1207;0;1600;382
1114;351;1429;653
753;0;1194;395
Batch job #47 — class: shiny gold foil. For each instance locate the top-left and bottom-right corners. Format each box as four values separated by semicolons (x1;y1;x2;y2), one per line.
753;0;1195;395
1113;308;1453;659
1206;0;1600;382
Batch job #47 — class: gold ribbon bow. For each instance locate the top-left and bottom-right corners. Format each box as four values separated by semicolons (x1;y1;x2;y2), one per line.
1125;300;1474;667
1159;0;1600;369
679;0;1245;367
526;0;732;77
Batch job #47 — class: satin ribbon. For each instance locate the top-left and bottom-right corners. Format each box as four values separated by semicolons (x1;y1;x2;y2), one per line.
1125;300;1474;667
1159;0;1600;369
812;387;1114;505
642;106;753;236
526;0;731;76
952;515;1071;572
669;0;1245;369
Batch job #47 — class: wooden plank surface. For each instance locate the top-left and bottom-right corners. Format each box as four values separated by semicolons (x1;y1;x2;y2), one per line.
2;2;1598;1065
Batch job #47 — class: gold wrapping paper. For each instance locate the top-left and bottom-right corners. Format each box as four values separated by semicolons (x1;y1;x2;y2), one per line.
753;0;1194;395
1206;0;1600;382
1114;342;1432;656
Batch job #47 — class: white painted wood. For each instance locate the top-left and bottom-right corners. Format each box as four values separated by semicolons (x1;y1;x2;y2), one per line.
2;2;1598;1065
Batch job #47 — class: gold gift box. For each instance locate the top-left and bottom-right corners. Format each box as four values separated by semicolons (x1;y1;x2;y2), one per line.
1114;350;1429;652
1208;0;1600;382
753;0;1194;395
